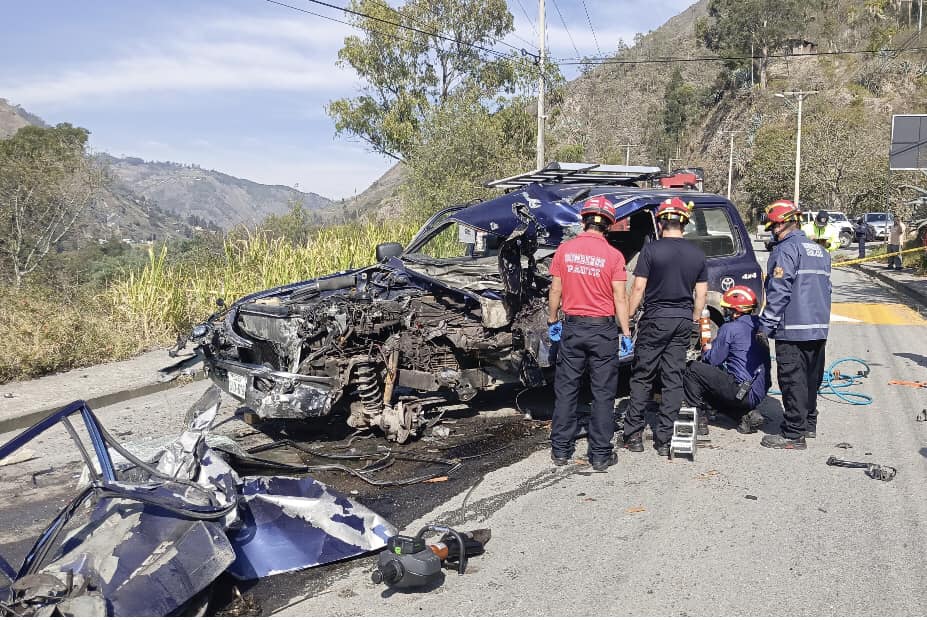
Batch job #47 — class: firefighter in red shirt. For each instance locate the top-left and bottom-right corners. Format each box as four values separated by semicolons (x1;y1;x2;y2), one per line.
548;196;632;472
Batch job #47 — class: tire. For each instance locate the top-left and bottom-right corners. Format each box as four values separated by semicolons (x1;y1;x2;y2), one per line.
839;231;852;249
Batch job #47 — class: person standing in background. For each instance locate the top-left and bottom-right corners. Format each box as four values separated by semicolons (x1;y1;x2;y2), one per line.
888;216;906;270
855;217;867;259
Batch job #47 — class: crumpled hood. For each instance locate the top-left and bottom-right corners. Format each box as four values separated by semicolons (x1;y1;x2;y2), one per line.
448;183;580;245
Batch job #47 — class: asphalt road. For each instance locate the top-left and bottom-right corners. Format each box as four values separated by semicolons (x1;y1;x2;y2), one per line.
284;263;927;616
1;261;925;616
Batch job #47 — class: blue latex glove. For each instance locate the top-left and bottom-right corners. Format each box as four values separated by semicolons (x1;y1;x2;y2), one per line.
619;335;634;358
548;321;562;342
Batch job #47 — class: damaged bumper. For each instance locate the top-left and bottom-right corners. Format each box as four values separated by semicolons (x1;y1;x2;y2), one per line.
210;359;341;419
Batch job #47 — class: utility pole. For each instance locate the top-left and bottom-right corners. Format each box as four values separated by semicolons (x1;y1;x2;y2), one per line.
617;143;639;165
535;0;546;169
775;90;817;205
721;130;742;199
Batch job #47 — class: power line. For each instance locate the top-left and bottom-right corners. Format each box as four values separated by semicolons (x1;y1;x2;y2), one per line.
557;44;927;65
299;0;518;61
579;0;600;56
550;0;581;61
513;0;538;37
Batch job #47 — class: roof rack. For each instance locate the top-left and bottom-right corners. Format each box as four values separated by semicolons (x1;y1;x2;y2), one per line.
486;162;663;190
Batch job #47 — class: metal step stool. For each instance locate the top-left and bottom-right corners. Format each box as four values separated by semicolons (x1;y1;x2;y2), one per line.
669;406;698;460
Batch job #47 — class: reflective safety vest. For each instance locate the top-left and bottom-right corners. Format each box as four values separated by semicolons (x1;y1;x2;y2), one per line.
801;222;841;253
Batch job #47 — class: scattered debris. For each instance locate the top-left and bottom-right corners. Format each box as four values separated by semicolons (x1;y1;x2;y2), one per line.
818;508;828;513
626;506;646;514
371;525;489;590
694;469;720;480
29;468;53;486
745;494;758;500
0;447;36;467
826;455;897;482
0;387;397;616
3;392;14;398
425;476;449;483
888;379;927;388
431;425;452;438
917;409;927;422
835;442;853;449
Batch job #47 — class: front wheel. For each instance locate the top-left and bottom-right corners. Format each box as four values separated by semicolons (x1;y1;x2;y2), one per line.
839;231;852;249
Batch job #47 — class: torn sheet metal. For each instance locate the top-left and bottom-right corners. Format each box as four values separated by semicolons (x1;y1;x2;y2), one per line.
228;476;396;579
30;502;235;617
0;386;396;617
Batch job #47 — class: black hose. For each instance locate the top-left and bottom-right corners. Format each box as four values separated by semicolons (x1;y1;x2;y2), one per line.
415;525;468;575
237;439;461;486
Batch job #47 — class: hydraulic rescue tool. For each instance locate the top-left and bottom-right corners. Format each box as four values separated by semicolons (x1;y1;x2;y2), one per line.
371;525;490;589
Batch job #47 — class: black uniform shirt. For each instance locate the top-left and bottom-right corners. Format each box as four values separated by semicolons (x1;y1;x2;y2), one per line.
633;237;708;320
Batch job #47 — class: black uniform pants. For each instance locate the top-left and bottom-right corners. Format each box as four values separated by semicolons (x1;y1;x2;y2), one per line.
775;339;826;439
623;316;692;444
551;320;619;461
857;236;866;258
683;361;752;419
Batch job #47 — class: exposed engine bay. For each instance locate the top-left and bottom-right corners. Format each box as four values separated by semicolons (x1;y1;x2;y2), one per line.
180;202;556;443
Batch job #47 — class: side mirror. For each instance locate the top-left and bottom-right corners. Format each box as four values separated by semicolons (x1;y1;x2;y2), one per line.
376;242;404;262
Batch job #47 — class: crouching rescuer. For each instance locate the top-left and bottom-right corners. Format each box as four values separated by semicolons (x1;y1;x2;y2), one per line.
683;286;771;435
548;196;632;472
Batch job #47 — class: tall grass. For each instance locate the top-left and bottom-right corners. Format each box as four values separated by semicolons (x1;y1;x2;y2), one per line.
111;221;421;341
0;286;143;382
2;218;464;381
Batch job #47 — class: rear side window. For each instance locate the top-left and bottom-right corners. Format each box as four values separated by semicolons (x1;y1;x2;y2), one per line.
684;207;740;258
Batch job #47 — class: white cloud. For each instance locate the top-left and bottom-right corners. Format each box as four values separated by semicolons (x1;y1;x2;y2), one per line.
0;14;358;106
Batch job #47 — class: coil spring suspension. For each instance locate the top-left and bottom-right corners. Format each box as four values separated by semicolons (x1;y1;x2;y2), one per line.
354;359;383;416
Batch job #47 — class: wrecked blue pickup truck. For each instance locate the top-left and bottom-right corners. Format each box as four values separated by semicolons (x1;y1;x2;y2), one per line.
177;163;762;442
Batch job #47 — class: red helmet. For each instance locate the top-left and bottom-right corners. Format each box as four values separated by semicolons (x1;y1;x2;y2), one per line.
580;195;616;226
656;197;692;223
764;199;800;230
721;285;758;314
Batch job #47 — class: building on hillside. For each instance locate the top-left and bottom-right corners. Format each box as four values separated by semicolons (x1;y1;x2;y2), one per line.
783;38;818;56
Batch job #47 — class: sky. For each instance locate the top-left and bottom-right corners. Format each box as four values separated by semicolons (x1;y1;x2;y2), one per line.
0;0;694;200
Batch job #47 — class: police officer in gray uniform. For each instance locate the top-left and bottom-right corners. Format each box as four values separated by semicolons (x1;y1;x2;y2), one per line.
758;199;832;449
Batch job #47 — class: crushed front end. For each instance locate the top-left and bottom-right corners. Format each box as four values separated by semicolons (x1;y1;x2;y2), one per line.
188;201;557;442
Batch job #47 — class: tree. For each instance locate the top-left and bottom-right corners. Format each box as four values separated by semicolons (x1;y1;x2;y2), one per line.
799;106;889;215
327;0;519;162
696;0;805;89
662;68;696;147
259;195;319;245
400;91;535;221
0;124;104;287
742;104;890;216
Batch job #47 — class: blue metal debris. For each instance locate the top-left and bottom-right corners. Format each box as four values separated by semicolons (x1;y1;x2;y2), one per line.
0;386;396;616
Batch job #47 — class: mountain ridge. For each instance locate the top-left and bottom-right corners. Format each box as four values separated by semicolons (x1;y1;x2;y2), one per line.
0;99;336;235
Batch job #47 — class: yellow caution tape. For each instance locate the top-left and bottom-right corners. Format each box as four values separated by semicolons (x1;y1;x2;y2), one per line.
832;245;926;268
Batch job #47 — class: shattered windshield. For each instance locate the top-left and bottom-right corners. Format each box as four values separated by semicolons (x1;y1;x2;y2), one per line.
406;222;501;261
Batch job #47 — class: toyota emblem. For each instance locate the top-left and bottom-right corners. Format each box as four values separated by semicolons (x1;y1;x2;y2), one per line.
721;277;735;291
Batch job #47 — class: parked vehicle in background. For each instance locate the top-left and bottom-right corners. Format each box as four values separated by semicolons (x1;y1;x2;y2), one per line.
863;212;894;240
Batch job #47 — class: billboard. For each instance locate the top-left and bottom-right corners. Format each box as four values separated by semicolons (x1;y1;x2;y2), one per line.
889;114;927;170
